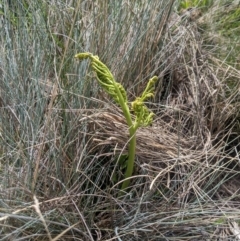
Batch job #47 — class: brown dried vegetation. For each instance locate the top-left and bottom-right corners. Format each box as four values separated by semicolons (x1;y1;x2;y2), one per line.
0;1;240;240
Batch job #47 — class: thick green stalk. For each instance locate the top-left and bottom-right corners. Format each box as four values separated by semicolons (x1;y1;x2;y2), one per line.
120;127;136;191
94;69;136;191
110;77;137;191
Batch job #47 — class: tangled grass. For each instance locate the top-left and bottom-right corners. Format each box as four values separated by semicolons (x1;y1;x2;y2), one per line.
0;0;239;240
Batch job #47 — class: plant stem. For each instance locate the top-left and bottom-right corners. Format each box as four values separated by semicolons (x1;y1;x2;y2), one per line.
120;127;136;191
112;82;137;191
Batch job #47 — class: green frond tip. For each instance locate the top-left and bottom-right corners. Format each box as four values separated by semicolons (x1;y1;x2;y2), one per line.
74;52;92;60
140;76;158;102
131;76;157;127
75;52;127;104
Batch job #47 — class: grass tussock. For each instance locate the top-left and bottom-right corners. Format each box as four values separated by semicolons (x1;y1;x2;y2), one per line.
0;0;240;240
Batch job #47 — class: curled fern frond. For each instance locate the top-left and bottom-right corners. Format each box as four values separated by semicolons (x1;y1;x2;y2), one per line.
75;53;127;104
131;76;157;127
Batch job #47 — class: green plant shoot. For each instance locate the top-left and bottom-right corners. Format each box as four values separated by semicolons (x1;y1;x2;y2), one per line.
75;52;157;191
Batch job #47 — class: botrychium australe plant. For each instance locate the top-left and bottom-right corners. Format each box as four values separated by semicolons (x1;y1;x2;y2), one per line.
75;52;157;192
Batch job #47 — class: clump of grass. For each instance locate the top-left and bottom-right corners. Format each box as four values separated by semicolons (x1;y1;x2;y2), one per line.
197;0;240;69
0;0;240;240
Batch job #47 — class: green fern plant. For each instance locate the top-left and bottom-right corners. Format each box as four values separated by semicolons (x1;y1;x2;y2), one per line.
75;52;157;191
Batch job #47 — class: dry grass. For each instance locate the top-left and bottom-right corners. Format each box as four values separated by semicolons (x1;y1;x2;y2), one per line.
79;12;240;240
0;0;240;240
